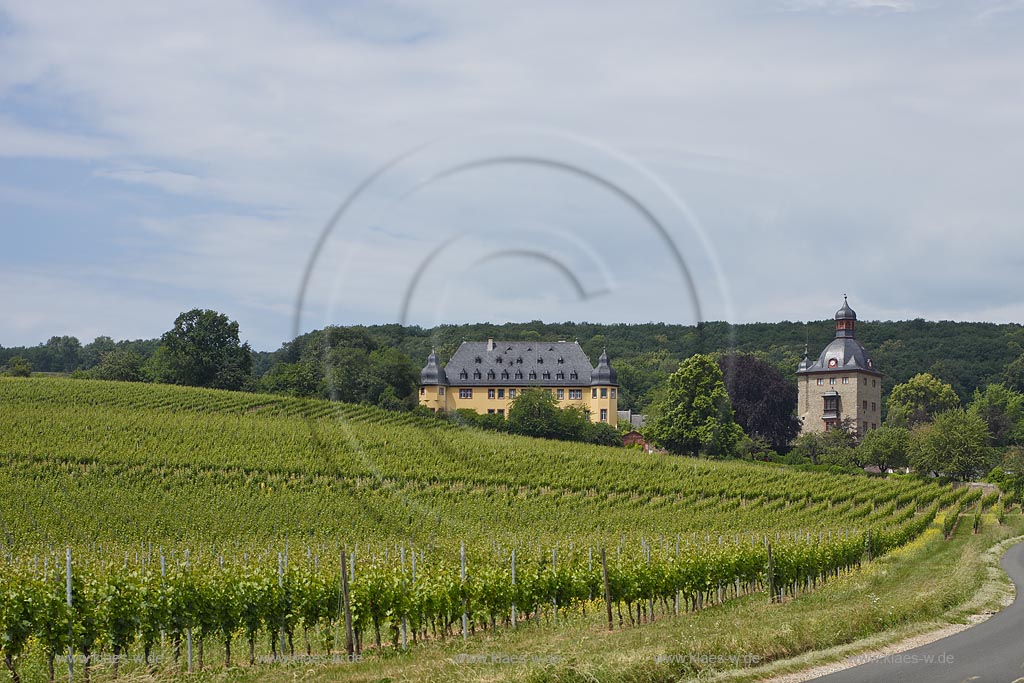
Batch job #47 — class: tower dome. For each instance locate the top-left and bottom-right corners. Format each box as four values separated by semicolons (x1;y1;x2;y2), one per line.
420;349;448;385
590;349;617;385
834;295;857;338
835;296;856;321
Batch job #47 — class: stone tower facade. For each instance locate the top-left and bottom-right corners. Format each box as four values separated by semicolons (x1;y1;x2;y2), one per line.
796;297;882;436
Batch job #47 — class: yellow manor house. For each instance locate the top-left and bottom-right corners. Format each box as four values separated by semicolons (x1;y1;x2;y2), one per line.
419;339;619;426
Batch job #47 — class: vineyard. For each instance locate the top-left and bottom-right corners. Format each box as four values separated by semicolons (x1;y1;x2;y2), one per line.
0;377;985;681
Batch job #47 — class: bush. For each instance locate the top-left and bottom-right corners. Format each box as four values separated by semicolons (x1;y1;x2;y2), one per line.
3;356;32;377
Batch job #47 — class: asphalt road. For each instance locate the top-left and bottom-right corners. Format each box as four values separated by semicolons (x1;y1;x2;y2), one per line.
808;540;1024;683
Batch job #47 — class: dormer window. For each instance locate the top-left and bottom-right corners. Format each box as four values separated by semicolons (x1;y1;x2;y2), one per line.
537;357;544;364
557;357;564;364
487;370;496;380
515;370;523;379
460;370;468;380
501;370;509;380
556;371;564;379
496;356;503;364
543;371;551;379
529;371;537;380
473;370;482;380
516;357;523;364
570;371;578;380
475;356;482;364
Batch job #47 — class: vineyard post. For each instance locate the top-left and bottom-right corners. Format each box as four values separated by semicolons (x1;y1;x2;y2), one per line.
460;542;468;641
277;553;285;659
551;547;557;624
186;550;193;673
766;541;776;603
340;549;353;657
160;553;166;653
601;548;612;631
399;546;408;650
66;548;73;683
510;548;517;630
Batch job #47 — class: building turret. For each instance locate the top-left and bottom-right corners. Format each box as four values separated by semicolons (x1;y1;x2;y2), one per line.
420;349;448;385
590;349;617;386
835;295;856;338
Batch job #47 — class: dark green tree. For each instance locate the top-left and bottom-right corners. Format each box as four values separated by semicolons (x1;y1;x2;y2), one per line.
908;409;993;480
3;356;32;377
717;353;800;452
857;425;911;472
148;309;253;390
44;335;81;373
886;373;960;428
92;349;144;382
645;354;743;457
968;383;1024;447
507;389;574;441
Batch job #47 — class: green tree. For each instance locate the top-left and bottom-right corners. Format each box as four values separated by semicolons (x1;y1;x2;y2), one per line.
2;356;31;377
92;349;145;382
1002;350;1024;394
645;354;743;457
908;409;993;480
80;336;116;369
507;389;573;441
43;335;81;373
149;309;253;390
968;383;1024;447
886;373;960;428
857;425;911;472
260;360;320;397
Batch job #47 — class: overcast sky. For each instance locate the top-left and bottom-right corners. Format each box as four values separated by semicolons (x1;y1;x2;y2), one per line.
2;1;1022;351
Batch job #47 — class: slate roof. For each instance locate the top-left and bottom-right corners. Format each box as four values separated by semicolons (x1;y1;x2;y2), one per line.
425;341;617;387
797;297;881;376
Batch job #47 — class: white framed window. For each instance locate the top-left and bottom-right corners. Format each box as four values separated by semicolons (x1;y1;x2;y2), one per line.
497;389;505;399
439;387;445;396
592;388;597;398
842;377;850;384
459;388;472;399
600;408;608;422
569;389;582;400
419;387;425;395
829;377;836;385
600;388;608;398
488;388;495;399
611;388;616;399
816;378;824;386
557;389;565;400
509;389;516;399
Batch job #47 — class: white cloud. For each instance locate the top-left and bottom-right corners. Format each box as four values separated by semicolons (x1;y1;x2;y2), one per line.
0;1;1022;347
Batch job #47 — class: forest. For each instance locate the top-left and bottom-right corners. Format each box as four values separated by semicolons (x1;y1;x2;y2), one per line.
4;316;1024;415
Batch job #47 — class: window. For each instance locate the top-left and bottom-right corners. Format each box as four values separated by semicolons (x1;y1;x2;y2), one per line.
863;421;868;433
516;357;523;364
459;388;472;399
515;370;523;379
488;409;495;414
557;357;564;364
419;387;425;395
611;388;616;399
497;409;504;416
509;389;516;399
460;370;468;380
600;408;608;422
842;377;849;384
823;396;838;412
487;370;495;380
816;378;824;386
872;423;877;429
872;379;877;387
543;371;551;379
592;388;597;398
557;389;565;400
872;402;876;411
475;356;482;364
556;371;564;379
537;357;544;364
863;378;868;386
569;389;582;400
862;400;868;410
473;370;482;380
529;371;537;380
600;388;608;398
439;387;445;396
829;377;836;385
501;370;509;380
497;389;505;399
488;389;495;399
496;356;503;364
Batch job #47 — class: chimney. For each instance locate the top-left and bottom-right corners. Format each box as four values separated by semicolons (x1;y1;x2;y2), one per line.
487;338;495;351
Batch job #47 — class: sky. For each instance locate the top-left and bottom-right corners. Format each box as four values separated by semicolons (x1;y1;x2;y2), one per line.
1;1;1022;351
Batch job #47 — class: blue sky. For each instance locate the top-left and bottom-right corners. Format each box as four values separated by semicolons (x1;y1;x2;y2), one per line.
2;1;1023;351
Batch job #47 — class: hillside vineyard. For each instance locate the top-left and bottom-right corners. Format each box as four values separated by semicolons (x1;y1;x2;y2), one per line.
0;378;971;675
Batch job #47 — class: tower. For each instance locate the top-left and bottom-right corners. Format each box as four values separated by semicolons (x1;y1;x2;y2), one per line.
796;297;882;436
